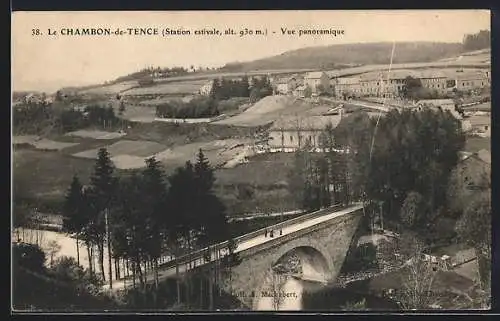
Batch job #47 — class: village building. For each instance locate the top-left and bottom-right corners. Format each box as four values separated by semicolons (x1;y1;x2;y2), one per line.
292;85;307;98
449;71;490;92
273;75;298;95
267;115;342;152
357;71;407;98
455;148;491;191
463;114;491;137
414;98;463;119
416;70;449;95
332;77;362;98
332;69;490;100
304;71;331;95
199;79;215;96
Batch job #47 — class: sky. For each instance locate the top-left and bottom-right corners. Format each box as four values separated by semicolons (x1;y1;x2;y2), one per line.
12;10;490;93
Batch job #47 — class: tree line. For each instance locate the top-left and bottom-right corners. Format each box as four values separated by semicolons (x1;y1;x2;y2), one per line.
13;102;122;135
112;66;190;84
290;108;467;233
155;96;219;119
462;30;490;51
155;75;272;119
62;148;239;308
289;108;490;308
210;75;273;103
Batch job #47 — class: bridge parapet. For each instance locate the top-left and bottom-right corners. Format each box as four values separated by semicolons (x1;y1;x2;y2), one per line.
167;204;346;266
238;205;364;259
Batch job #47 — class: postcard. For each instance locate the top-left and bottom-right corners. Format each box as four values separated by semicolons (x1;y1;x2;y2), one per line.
11;10;491;312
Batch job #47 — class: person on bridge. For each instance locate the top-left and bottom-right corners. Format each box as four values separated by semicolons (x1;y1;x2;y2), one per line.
280;229;282;236
270;230;274;238
265;229;268;237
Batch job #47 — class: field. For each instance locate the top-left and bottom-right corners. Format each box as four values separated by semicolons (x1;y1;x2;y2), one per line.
138;95;196;106
65;129;127;140
79;81;139;95
72;139;168;159
124;121;259;146
156;138;254;171
215;152;295;186
122;79;207;96
213;96;318;127
214;152;298;214
117;104;157;123
13;136;79;151
13;149;96;200
438;49;491;64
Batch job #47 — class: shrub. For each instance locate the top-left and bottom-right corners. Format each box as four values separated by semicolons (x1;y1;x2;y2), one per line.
13;243;46;273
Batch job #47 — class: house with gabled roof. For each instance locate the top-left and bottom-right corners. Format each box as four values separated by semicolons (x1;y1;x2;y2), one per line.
304;71;331;95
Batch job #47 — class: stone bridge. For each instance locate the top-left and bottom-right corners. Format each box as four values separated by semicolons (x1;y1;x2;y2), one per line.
216;204;364;309
105;203;364;310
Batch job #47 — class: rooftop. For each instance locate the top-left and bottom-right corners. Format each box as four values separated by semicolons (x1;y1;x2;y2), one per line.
357;69;448;81
476;149;491;164
466;115;491;127
270;115;342;131
416;99;455;106
305;71;326;79
274;76;296;84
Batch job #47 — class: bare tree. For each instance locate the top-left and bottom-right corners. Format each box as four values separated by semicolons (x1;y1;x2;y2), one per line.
46;240;62;267
398;241;438;310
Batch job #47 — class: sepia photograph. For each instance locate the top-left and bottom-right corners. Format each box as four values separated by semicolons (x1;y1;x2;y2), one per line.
11;10;491;312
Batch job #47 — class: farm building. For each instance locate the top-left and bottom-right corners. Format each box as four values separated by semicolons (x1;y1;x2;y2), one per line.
267;115;342;152
304;71;331;95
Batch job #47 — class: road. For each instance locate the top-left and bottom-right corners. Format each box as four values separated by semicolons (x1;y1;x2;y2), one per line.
103;203;363;291
347;100;392;112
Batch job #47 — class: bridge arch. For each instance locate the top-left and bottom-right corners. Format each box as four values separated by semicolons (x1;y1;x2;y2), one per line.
252;244;333;310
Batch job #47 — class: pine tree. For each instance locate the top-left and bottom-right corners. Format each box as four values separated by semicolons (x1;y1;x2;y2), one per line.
167;161;197;304
142;157;168;291
193;149;229;309
88;148;117;283
62;175;87;266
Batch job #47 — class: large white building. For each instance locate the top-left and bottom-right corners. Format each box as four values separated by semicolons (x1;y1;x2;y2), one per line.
267;115;342;152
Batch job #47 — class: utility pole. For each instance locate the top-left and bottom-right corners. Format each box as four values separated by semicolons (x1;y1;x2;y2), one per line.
105;208;113;289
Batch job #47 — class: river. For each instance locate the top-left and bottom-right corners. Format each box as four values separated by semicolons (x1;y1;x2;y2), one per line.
254;276;399;311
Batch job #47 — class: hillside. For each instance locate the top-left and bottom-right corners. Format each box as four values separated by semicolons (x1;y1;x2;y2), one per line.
219;42;465;72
